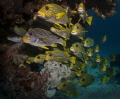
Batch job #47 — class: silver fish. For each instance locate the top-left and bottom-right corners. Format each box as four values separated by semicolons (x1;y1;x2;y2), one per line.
23;28;66;47
7;34;22;42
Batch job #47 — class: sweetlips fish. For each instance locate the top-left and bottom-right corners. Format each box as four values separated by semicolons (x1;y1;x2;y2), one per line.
99;63;107;72
70;60;86;70
45;49;76;64
86;48;94;57
34;4;70;24
78;73;95;87
100;35;107;43
50;25;71;40
13;25;26;36
77;3;92;25
58;80;79;96
7;34;22;42
70;42;86;60
83;37;94;47
75;67;88;77
93;45;99;52
34;54;46;64
101;56;109;65
95;54;101;62
22;28;66;49
109;54;115;62
101;74;110;84
71;23;87;40
106;67;116;76
7;25;26;42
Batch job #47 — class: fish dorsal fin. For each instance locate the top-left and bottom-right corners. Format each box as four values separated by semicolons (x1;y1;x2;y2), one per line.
40;46;49;49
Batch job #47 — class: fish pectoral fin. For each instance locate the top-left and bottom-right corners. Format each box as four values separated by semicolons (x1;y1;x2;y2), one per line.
87;16;93;25
55;12;65;19
40;46;49;49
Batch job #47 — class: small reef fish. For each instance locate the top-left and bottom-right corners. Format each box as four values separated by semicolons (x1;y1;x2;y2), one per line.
65;71;77;80
70;42;86;59
83;37;94;47
100;35;107;43
106;67;116;76
7;34;22;42
86;48;94;57
109;54;115;62
101;75;110;84
71;23;87;40
35;4;70;24
78;73;95;87
99;63;107;72
50;25;71;40
58;80;79;96
34;54;46;64
70;60;86;70
13;25;26;36
45;49;76;64
93;45;99;52
95;54;101;62
75;67;88;77
22;28;66;49
77;3;92;25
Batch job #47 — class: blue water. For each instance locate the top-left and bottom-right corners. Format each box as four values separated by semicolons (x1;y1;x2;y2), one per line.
86;1;120;58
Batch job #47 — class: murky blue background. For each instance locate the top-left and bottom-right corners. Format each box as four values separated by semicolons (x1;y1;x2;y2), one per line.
86;1;120;58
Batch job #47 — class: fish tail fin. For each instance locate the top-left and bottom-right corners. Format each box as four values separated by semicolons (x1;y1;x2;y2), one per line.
59;38;66;47
87;16;92;25
78;18;81;23
70;57;76;64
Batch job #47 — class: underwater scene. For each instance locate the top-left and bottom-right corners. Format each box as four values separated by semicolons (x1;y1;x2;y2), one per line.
0;0;120;99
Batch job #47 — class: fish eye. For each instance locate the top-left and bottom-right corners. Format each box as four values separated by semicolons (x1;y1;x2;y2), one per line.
76;26;79;29
82;78;85;81
62;84;66;86
55;64;57;66
81;71;84;73
76;44;78;47
45;6;49;10
29;33;32;36
37;56;40;59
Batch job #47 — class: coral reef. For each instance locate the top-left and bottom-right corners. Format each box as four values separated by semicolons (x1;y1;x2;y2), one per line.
4;42;28;66
0;0;119;99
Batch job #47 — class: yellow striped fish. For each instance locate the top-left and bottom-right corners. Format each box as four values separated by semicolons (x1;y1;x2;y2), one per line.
35;4;70;24
45;49;76;64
